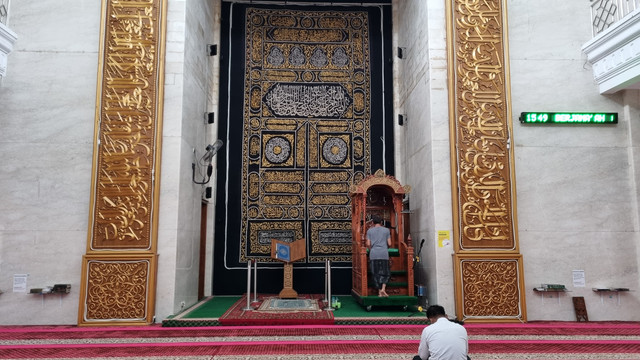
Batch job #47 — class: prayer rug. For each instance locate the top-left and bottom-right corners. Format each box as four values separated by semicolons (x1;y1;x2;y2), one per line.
218;294;334;325
257;297;319;312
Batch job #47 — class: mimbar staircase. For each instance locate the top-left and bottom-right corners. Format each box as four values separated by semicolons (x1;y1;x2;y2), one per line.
349;170;417;310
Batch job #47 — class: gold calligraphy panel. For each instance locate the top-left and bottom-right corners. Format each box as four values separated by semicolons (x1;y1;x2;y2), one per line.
447;0;526;322
450;0;515;251
453;254;526;321
80;0;166;326
241;8;371;263
90;0;165;251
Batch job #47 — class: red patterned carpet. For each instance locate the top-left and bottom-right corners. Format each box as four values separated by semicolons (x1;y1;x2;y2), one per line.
1;322;639;359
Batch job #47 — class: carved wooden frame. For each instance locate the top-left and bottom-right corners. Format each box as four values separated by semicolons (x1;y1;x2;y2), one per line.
78;254;158;325
453;253;527;322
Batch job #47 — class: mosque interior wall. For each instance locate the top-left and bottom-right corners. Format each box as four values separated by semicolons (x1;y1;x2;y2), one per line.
393;0;458;316
156;0;219;319
0;0;638;325
508;0;640;321
0;0;100;325
395;0;640;321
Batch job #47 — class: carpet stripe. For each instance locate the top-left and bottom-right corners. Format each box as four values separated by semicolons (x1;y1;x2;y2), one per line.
4;339;639;348
1;322;640;359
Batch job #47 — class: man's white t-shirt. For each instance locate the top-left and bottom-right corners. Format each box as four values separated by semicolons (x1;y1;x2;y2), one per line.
417;317;468;360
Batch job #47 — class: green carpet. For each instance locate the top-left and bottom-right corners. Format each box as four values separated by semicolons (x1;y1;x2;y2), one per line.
334;295;425;318
182;296;240;318
163;295;427;326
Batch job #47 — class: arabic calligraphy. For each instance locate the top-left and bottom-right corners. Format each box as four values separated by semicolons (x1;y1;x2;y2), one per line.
453;0;514;249
263;83;352;118
91;0;162;250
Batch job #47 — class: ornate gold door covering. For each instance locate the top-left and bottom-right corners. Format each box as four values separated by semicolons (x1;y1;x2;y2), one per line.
78;0;166;325
241;8;372;263
446;0;527;322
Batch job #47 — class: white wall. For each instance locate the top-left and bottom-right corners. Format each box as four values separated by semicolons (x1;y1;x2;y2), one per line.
0;0;219;325
0;1;100;325
156;0;218;320
394;0;640;321
509;0;640;321
393;0;457;316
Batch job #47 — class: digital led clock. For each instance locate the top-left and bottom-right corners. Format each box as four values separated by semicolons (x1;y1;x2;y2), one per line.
520;112;618;124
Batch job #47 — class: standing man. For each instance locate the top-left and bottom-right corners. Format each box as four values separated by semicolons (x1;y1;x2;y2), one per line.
416;305;469;360
366;214;391;297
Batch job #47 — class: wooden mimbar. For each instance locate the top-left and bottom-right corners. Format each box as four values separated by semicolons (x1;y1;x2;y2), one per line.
350;170;417;310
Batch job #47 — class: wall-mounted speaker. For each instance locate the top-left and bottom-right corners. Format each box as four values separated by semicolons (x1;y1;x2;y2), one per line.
208;44;217;56
397;47;405;59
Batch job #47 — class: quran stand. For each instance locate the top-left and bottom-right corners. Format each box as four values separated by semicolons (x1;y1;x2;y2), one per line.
271;238;306;299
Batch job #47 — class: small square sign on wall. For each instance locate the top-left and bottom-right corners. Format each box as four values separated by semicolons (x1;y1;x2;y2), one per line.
572;270;585;287
13;274;28;293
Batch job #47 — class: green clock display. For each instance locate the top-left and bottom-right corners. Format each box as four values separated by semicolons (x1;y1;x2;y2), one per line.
520;112;618;124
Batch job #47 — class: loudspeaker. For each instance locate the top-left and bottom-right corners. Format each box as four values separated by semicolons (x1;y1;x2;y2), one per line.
397;47;405;59
208;44;217;56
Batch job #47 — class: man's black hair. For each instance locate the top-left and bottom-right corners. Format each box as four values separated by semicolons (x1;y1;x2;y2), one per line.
426;305;446;318
371;214;382;224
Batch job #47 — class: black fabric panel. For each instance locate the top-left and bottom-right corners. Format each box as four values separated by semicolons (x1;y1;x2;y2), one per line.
214;2;393;295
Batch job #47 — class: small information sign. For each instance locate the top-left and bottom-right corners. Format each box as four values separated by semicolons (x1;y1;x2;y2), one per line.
573;270;586;287
13;274;28;293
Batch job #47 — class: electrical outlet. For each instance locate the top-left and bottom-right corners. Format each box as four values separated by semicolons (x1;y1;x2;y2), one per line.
180;301;185;309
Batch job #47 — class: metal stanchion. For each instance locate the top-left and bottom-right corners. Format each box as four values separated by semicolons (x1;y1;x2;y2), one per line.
323;259;333;311
252;259;258;303
243;260;253;310
324;259;328;303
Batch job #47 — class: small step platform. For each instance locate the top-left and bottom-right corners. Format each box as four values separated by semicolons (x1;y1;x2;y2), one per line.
351;290;417;311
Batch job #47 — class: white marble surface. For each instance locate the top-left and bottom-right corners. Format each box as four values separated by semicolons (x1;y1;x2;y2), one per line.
394;0;640;321
0;0;99;325
167;0;217;317
509;0;640;320
394;0;459;315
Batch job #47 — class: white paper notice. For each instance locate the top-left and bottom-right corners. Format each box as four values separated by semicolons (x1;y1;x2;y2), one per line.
572;270;585;287
13;274;28;293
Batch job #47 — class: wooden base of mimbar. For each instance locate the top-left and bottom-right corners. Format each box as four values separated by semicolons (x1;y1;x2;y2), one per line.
279;263;298;299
